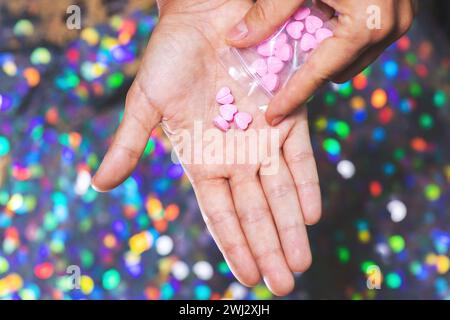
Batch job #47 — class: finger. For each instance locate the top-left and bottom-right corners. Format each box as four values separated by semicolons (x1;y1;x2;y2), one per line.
331;44;385;84
260;156;312;272
266;36;362;125
92;81;161;192
230;173;294;296
333;0;415;82
193;178;260;287
227;0;305;47
283;111;321;225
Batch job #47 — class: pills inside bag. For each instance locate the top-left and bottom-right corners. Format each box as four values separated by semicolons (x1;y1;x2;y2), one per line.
219;4;334;99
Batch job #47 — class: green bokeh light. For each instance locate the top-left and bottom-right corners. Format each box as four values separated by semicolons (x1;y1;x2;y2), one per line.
335;121;351;139
324;92;337;106
102;269;121;290
337;246;350;264
386;272;402;289
425;184;441;201
107;72;125;89
323;138;341;156
361;260;376;273
389;235;406;253
433;90;446;108
0;135;11;156
419;113;434;129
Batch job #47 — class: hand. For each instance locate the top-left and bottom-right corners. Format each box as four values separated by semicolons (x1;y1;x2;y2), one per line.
92;0;321;296
227;0;416;125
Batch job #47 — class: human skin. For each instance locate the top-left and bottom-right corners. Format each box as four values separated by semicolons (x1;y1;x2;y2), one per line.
92;0;321;296
227;0;416;125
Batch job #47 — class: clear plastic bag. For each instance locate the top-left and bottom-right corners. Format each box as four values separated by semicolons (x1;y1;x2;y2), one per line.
219;3;334;102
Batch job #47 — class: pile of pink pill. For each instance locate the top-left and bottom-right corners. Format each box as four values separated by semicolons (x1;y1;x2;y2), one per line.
213;86;252;132
250;6;333;93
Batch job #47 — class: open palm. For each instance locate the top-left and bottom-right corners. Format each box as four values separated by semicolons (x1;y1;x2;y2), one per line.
93;0;321;296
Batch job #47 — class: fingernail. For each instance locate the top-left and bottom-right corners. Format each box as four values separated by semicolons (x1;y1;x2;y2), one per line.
271;116;285;126
91;182;101;192
90;178;104;193
227;20;248;41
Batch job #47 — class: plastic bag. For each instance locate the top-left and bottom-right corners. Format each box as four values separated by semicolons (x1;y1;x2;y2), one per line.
219;3;334;102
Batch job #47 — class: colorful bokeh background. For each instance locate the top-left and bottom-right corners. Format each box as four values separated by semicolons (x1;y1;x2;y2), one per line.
0;0;448;300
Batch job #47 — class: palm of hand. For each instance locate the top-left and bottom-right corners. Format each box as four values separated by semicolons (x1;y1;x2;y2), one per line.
94;0;321;296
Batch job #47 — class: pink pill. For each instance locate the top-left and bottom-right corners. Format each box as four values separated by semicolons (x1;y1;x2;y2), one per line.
275;43;293;62
251;58;268;76
274;33;288;49
294;7;311;21
216;86;230;100
286;21;304;40
216;86;234;105
262;73;280;92
213;115;230;132
267;56;285;74
234;112;253;130
219;104;238;122
305;15;323;34
300;32;318;52
257;42;274;57
315;27;333;43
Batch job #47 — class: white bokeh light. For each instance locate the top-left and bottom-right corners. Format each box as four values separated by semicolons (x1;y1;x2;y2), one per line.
337;160;356;179
193;261;213;281
387;199;407;222
74;170;91;195
156;235;173;256
228;282;248;299
172;261;189;280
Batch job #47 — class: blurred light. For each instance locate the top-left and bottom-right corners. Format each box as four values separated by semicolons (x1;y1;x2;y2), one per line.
386;272;402;289
156;235;173;256
102;269;121;290
337;160;355;179
74;170;92;195
129;231;153;255
193;261;213;281
172;261;189;281
387;200;407;223
389;235;406;253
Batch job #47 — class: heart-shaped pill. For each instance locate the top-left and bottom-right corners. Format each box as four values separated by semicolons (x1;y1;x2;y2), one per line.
262;73;280;92
305;15;323;34
274;33;288;49
216;86;231;100
257;42;274;57
219;104;238;122
267;56;285;74
275;43;293;62
250;58;268;76
213;115;230;132
294;7;311;20
234;112;253;130
300;32;318;52
315;27;333;43
286;21;304;39
216;87;234;105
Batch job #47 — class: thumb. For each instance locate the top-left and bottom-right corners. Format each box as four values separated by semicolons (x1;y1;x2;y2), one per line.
227;0;305;48
92;81;161;192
